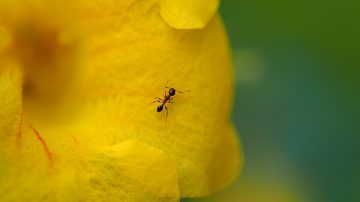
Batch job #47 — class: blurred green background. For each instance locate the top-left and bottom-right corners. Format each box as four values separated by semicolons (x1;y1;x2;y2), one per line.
187;0;359;201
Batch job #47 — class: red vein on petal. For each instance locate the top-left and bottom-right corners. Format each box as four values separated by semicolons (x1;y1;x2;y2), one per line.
29;124;54;169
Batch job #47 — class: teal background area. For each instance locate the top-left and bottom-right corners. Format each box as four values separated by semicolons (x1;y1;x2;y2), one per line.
187;1;359;201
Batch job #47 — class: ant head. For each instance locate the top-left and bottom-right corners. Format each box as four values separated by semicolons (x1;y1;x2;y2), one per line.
157;105;163;112
169;88;176;96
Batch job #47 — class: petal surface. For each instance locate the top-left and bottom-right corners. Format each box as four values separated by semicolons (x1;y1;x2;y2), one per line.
80;140;179;201
0;68;22;151
0;0;242;200
159;0;220;29
76;1;242;196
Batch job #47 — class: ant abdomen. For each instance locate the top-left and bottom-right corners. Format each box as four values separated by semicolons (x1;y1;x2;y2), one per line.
157;105;164;112
152;81;188;119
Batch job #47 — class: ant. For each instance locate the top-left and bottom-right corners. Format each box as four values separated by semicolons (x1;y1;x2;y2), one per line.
152;82;188;119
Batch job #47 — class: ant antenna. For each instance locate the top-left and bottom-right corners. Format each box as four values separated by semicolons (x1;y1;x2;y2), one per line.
164;80;190;93
177;89;190;93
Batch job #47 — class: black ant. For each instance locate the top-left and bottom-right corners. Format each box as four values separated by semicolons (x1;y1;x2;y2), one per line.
152;83;187;119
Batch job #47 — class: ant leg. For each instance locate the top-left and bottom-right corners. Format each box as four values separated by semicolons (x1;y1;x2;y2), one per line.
154;97;163;102
165;106;168;120
167;97;174;103
152;97;162;103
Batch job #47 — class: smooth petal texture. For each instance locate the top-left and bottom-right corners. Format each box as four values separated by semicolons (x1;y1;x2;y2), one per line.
0;68;22;196
1;124;180;201
77;0;242;197
83;140;179;201
0;28;10;54
159;0;220;29
0;68;22;151
0;0;242;200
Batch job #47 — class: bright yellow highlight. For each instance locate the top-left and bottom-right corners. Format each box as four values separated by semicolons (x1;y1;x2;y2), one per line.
0;0;242;201
95;140;179;198
160;0;220;29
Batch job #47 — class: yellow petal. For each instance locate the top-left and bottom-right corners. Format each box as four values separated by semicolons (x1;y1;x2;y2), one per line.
1;122;180;201
0;67;22;151
0;0;242;200
159;0;220;29
77;1;242;196
83;140;179;201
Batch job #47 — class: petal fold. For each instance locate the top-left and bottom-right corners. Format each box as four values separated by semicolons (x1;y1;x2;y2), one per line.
159;0;220;29
84;140;180;201
80;12;242;197
0;0;241;200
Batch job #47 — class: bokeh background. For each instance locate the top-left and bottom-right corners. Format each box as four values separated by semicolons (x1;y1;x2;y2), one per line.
187;0;359;201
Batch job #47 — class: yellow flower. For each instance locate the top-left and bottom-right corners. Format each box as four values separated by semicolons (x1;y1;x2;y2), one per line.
0;0;242;201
